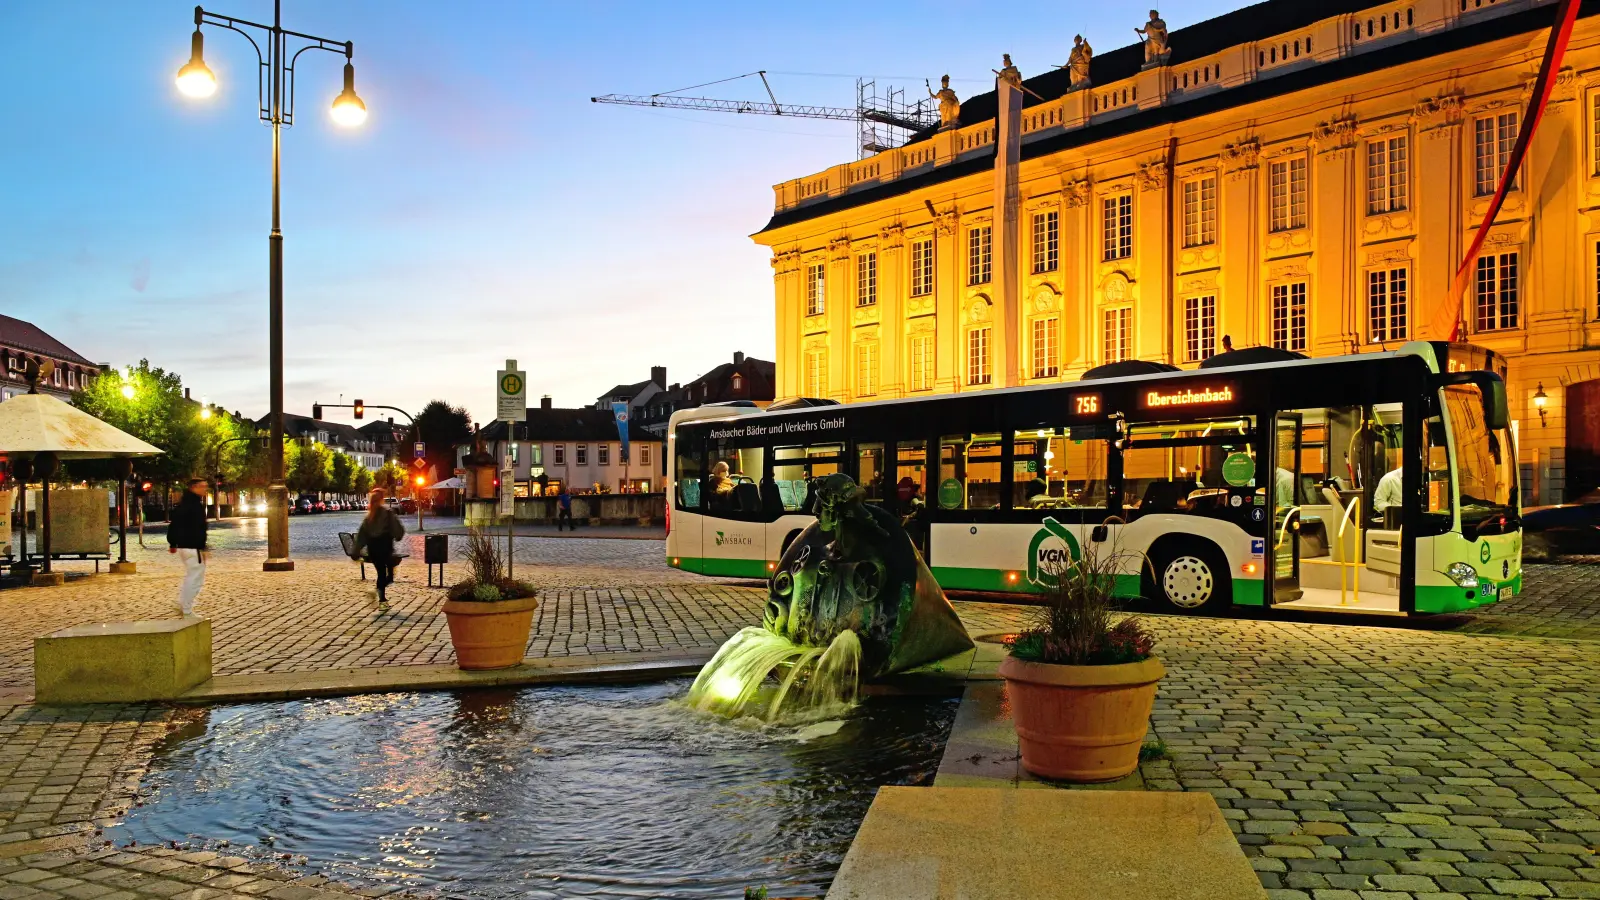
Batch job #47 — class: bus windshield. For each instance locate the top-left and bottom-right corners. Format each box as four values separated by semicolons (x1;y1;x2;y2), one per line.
1442;384;1517;530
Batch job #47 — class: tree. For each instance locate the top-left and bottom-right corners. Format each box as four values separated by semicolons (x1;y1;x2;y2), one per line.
72;361;240;493
329;451;358;496
351;466;375;497
408;400;472;486
287;442;332;494
374;461;410;496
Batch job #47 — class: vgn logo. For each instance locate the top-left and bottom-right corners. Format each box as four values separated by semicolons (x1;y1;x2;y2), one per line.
715;531;754;547
1027;517;1082;588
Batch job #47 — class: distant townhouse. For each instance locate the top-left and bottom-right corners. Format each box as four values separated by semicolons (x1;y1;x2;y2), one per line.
266;412;387;471
0;314;101;403
358;418;408;464
638;351;776;436
458;397;663;496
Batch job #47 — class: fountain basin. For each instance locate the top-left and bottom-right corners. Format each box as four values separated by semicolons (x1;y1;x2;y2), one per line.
109;680;956;899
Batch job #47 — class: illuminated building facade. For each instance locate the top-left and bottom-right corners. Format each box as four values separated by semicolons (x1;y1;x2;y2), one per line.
754;0;1600;501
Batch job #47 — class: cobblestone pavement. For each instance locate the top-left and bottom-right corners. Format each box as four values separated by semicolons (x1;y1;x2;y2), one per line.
1452;562;1600;642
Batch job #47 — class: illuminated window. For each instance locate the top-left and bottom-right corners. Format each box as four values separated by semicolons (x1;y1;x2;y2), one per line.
1366;135;1408;214
1032;210;1059;273
1182;176;1216;247
1183;296;1217;362
909;333;934;392
1593;92;1600;174
1102;195;1132;261
856;252;877;306
855;340;879;397
1031;316;1059;378
804;347;828;397
1103;307;1131;363
967;327;992;386
805;263;826;316
1474;112;1518;196
1270;283;1307;352
911;238;935;296
1368;267;1409;342
967;225;992;285
1269;156;1308;231
1474;252;1519;331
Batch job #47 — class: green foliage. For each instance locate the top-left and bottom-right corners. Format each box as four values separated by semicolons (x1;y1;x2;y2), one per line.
328;452;358;495
351;466;375;497
743;889;768;900
1139;740;1170;762
446;528;535;602
1007;544;1156;666
71;361;258;488
374;461;410;496
470;583;503;602
287;441;332;494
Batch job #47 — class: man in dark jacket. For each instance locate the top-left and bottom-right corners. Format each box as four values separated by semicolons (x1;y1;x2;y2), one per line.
167;478;209;616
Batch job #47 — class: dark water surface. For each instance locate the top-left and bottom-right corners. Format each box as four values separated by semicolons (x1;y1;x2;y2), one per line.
110;681;956;899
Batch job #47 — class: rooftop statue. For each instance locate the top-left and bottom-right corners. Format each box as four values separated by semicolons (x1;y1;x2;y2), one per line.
927;75;961;128
1136;9;1170;66
1066;35;1093;89
998;53;1023;90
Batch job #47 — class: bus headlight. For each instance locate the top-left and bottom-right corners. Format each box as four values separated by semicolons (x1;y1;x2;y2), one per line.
1445;562;1479;588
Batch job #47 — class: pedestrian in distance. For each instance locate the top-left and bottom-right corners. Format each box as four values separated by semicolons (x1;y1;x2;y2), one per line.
557;486;574;532
352;488;406;611
167;478;210;617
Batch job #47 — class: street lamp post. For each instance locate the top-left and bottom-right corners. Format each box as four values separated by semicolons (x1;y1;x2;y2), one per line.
175;1;366;573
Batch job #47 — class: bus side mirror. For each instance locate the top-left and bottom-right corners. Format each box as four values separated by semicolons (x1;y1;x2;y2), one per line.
1090;525;1109;542
1438;372;1509;430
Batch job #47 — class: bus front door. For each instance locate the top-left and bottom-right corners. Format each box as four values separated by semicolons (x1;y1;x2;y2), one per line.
1271;412;1304;605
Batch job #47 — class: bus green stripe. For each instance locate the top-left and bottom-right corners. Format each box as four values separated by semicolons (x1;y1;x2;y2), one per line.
670;557;772;579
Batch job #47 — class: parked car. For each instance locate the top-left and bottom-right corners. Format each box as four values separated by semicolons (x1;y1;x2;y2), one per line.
398;498;418;514
326;500;342;512
1521;499;1600;560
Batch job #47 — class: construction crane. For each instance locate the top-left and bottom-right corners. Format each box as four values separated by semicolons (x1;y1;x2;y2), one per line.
591;71;939;158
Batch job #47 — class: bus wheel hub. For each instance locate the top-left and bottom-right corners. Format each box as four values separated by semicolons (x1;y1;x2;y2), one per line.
1163;556;1214;608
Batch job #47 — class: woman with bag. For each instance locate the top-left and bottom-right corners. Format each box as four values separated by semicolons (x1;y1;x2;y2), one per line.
352;488;406;610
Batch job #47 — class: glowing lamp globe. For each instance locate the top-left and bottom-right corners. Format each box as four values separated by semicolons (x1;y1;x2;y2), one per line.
176;31;216;98
330;62;367;127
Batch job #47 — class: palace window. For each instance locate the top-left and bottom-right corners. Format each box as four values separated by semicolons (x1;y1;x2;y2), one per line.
967;225;992;286
1102;195;1132;261
1592;92;1600;174
1474;112;1518;196
1183;296;1217;362
856;252;877;306
1103;307;1131;363
967;326;992;386
1268;156;1307;231
909;333;934;392
576;444;588;466
1031;316;1060;378
1182;176;1217;247
1031;210;1059;273
1366;135;1408;214
805;263;826;317
855;340;879;397
804;347;828;397
1270;283;1308;352
911;238;935;296
1474;252;1519;332
1368;267;1409;342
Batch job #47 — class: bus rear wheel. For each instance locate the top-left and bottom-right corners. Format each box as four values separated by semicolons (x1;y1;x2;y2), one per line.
1149;542;1230;613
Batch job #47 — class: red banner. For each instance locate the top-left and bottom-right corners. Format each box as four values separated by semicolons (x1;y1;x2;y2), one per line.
1429;0;1581;341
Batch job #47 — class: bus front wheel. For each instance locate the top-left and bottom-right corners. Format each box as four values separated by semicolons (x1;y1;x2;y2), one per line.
1147;541;1231;613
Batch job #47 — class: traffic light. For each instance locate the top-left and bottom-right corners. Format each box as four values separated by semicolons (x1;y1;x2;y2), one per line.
312;403;323;420
353;399;364;420
414;474;426;487
137;480;152;496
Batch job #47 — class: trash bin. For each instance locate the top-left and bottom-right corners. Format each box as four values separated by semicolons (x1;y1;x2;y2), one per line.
425;534;448;565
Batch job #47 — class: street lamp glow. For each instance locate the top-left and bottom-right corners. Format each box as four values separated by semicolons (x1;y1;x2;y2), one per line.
176;30;217;98
120;383;135;400
330;62;367;127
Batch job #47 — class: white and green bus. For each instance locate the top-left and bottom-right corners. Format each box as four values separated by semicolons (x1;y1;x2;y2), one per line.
666;341;1520;616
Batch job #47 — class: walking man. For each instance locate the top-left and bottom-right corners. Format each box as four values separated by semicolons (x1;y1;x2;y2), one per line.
557;486;574;532
167;478;209;617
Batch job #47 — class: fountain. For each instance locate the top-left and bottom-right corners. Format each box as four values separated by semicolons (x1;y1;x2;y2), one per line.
688;474;973;720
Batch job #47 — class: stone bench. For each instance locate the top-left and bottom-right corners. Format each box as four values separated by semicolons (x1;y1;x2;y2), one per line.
827;786;1267;900
34;618;212;704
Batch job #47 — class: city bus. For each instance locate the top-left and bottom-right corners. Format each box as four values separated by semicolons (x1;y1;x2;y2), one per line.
665;341;1520;616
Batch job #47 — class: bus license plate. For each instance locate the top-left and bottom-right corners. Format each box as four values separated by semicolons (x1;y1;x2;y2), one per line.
1498;586;1512;602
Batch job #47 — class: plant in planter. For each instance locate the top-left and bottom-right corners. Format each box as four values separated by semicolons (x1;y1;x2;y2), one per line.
443;529;538;670
999;544;1163;782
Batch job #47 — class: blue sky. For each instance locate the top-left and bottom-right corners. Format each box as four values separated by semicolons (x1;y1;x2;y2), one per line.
0;1;1239;427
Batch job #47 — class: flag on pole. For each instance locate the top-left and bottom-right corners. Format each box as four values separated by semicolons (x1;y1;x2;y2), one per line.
612;402;631;464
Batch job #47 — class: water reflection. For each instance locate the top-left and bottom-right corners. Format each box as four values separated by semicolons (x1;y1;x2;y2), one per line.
112;680;955;899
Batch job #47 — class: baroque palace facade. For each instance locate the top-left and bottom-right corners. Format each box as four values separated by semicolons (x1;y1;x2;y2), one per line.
753;0;1600;502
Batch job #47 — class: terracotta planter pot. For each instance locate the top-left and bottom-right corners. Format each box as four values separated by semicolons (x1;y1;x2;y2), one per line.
998;655;1165;782
442;595;538;670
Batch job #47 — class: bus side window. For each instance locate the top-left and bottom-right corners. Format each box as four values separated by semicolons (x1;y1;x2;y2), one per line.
1425;418;1451;517
773;446;808;512
857;443;887;504
675;447;702;511
1013;429;1109;509
938;434;1004;510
